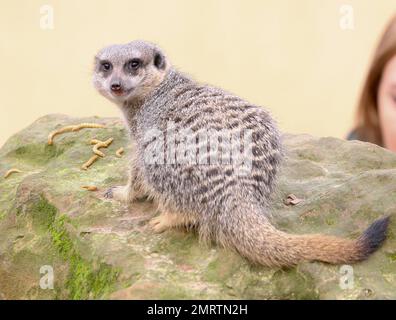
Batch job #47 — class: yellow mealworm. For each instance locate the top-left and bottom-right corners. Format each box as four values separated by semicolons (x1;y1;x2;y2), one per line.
48;126;76;145
72;123;105;132
93;147;106;158
81;185;98;191
116;147;124;157
48;123;106;145
4;168;22;179
92;138;114;157
90;139;103;145
81;154;100;170
102;138;114;146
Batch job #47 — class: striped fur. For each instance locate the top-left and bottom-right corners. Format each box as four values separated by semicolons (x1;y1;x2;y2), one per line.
93;40;389;267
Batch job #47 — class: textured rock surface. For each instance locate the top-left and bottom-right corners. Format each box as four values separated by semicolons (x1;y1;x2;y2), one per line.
0;114;395;300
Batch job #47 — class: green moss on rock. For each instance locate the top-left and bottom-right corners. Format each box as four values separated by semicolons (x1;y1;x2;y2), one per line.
25;196;120;299
49;213;119;299
7;144;65;165
29;196;57;230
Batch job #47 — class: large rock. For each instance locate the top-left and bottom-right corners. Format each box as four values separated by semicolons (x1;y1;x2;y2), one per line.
0;114;395;300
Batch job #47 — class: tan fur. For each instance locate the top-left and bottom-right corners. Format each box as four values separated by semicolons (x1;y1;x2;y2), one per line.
149;210;198;233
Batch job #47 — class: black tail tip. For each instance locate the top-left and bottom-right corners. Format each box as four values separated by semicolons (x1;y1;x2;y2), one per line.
358;216;391;258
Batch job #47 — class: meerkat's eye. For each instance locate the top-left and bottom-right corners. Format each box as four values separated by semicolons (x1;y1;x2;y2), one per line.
126;59;141;71
100;62;112;72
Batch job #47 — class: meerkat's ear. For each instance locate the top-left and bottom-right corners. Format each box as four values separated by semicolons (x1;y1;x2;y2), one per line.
153;51;166;70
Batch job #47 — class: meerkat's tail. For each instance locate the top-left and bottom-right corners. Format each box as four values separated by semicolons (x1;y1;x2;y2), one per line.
212;202;390;268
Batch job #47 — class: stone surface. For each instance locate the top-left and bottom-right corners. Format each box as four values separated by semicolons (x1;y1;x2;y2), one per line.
0;114;395;300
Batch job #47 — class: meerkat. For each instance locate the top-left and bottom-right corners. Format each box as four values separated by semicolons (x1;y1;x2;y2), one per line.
92;40;390;268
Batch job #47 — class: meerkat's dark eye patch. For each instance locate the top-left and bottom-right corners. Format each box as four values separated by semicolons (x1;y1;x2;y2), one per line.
125;59;141;72
154;52;166;70
99;61;112;73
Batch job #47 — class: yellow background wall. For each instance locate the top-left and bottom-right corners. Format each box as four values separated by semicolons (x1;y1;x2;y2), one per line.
0;0;395;147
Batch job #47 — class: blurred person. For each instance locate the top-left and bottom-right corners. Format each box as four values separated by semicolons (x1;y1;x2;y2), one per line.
348;14;396;152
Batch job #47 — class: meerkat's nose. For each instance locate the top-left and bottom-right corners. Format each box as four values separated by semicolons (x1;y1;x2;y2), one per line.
111;82;122;92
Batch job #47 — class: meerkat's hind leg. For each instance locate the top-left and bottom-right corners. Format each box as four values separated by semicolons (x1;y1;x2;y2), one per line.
149;211;197;233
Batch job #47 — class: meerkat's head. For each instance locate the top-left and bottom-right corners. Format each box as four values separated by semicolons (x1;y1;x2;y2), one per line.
93;40;170;106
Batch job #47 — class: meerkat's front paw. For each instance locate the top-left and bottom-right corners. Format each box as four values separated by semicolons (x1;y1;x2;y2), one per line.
104;187;115;199
104;185;131;202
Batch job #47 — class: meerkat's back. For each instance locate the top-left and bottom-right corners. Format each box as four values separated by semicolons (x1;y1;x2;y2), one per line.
136;70;282;214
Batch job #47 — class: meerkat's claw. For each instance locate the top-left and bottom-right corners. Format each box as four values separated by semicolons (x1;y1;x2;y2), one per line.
104;187;114;199
148;212;190;233
149;215;171;233
104;185;131;202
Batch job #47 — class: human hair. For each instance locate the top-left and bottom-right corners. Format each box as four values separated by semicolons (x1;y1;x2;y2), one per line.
354;14;396;146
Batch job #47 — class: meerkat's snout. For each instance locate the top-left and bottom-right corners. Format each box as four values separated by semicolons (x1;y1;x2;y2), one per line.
110;80;124;96
110;82;121;91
